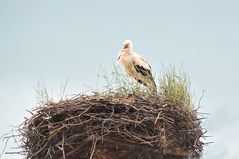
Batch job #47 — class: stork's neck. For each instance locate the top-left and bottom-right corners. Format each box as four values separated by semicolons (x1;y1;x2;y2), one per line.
123;48;132;52
121;48;132;55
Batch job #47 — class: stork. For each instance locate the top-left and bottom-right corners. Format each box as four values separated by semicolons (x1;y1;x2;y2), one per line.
118;40;157;93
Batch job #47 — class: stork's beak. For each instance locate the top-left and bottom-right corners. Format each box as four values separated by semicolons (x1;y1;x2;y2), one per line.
123;44;129;49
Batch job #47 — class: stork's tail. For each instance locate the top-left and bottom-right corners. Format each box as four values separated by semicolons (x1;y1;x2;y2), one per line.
144;75;157;94
149;78;157;94
136;76;157;93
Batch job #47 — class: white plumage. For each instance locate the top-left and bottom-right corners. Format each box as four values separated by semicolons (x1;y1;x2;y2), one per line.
118;40;157;92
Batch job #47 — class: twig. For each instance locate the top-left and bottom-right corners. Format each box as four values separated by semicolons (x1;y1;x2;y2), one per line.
60;78;68;101
198;89;205;109
14;94;206;159
0;137;9;159
62;134;66;159
89;136;97;159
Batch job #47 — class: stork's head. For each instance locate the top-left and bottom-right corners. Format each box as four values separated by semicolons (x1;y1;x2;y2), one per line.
122;40;133;50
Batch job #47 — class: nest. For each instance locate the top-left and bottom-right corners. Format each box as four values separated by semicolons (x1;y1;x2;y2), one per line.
20;94;205;159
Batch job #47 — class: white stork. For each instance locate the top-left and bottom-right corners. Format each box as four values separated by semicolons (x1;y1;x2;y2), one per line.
118;40;157;93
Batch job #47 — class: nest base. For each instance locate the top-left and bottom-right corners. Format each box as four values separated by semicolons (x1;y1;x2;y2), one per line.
20;94;204;159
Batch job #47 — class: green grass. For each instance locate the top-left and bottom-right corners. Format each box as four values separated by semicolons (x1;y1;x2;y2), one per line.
35;64;193;110
35;79;69;107
93;64;147;96
35;80;53;107
95;64;193;111
159;65;193;110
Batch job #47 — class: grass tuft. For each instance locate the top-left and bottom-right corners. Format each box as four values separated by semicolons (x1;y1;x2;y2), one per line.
93;63;193;110
93;63;147;96
159;65;193;110
35;64;193;111
35;80;53;107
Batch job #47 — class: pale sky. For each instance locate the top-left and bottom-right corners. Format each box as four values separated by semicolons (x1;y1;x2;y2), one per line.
1;0;239;159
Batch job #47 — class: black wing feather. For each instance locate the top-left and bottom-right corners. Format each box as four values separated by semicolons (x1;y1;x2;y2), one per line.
133;62;157;89
133;63;152;77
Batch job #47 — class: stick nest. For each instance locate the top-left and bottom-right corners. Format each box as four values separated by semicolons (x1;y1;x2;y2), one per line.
20;94;205;159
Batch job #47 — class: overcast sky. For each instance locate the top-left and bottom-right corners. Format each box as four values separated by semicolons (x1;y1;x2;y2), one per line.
1;0;239;159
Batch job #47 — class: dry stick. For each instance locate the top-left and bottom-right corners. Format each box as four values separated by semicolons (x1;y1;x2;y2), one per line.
89;136;97;159
4;152;22;155
154;111;162;124
64;105;92;121
29;141;48;158
20;95;204;158
58;135;100;159
60;78;68;101
121;118;141;124
124;128;153;146
197;89;205;109
0;137;9;159
62;134;66;159
58;141;89;159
